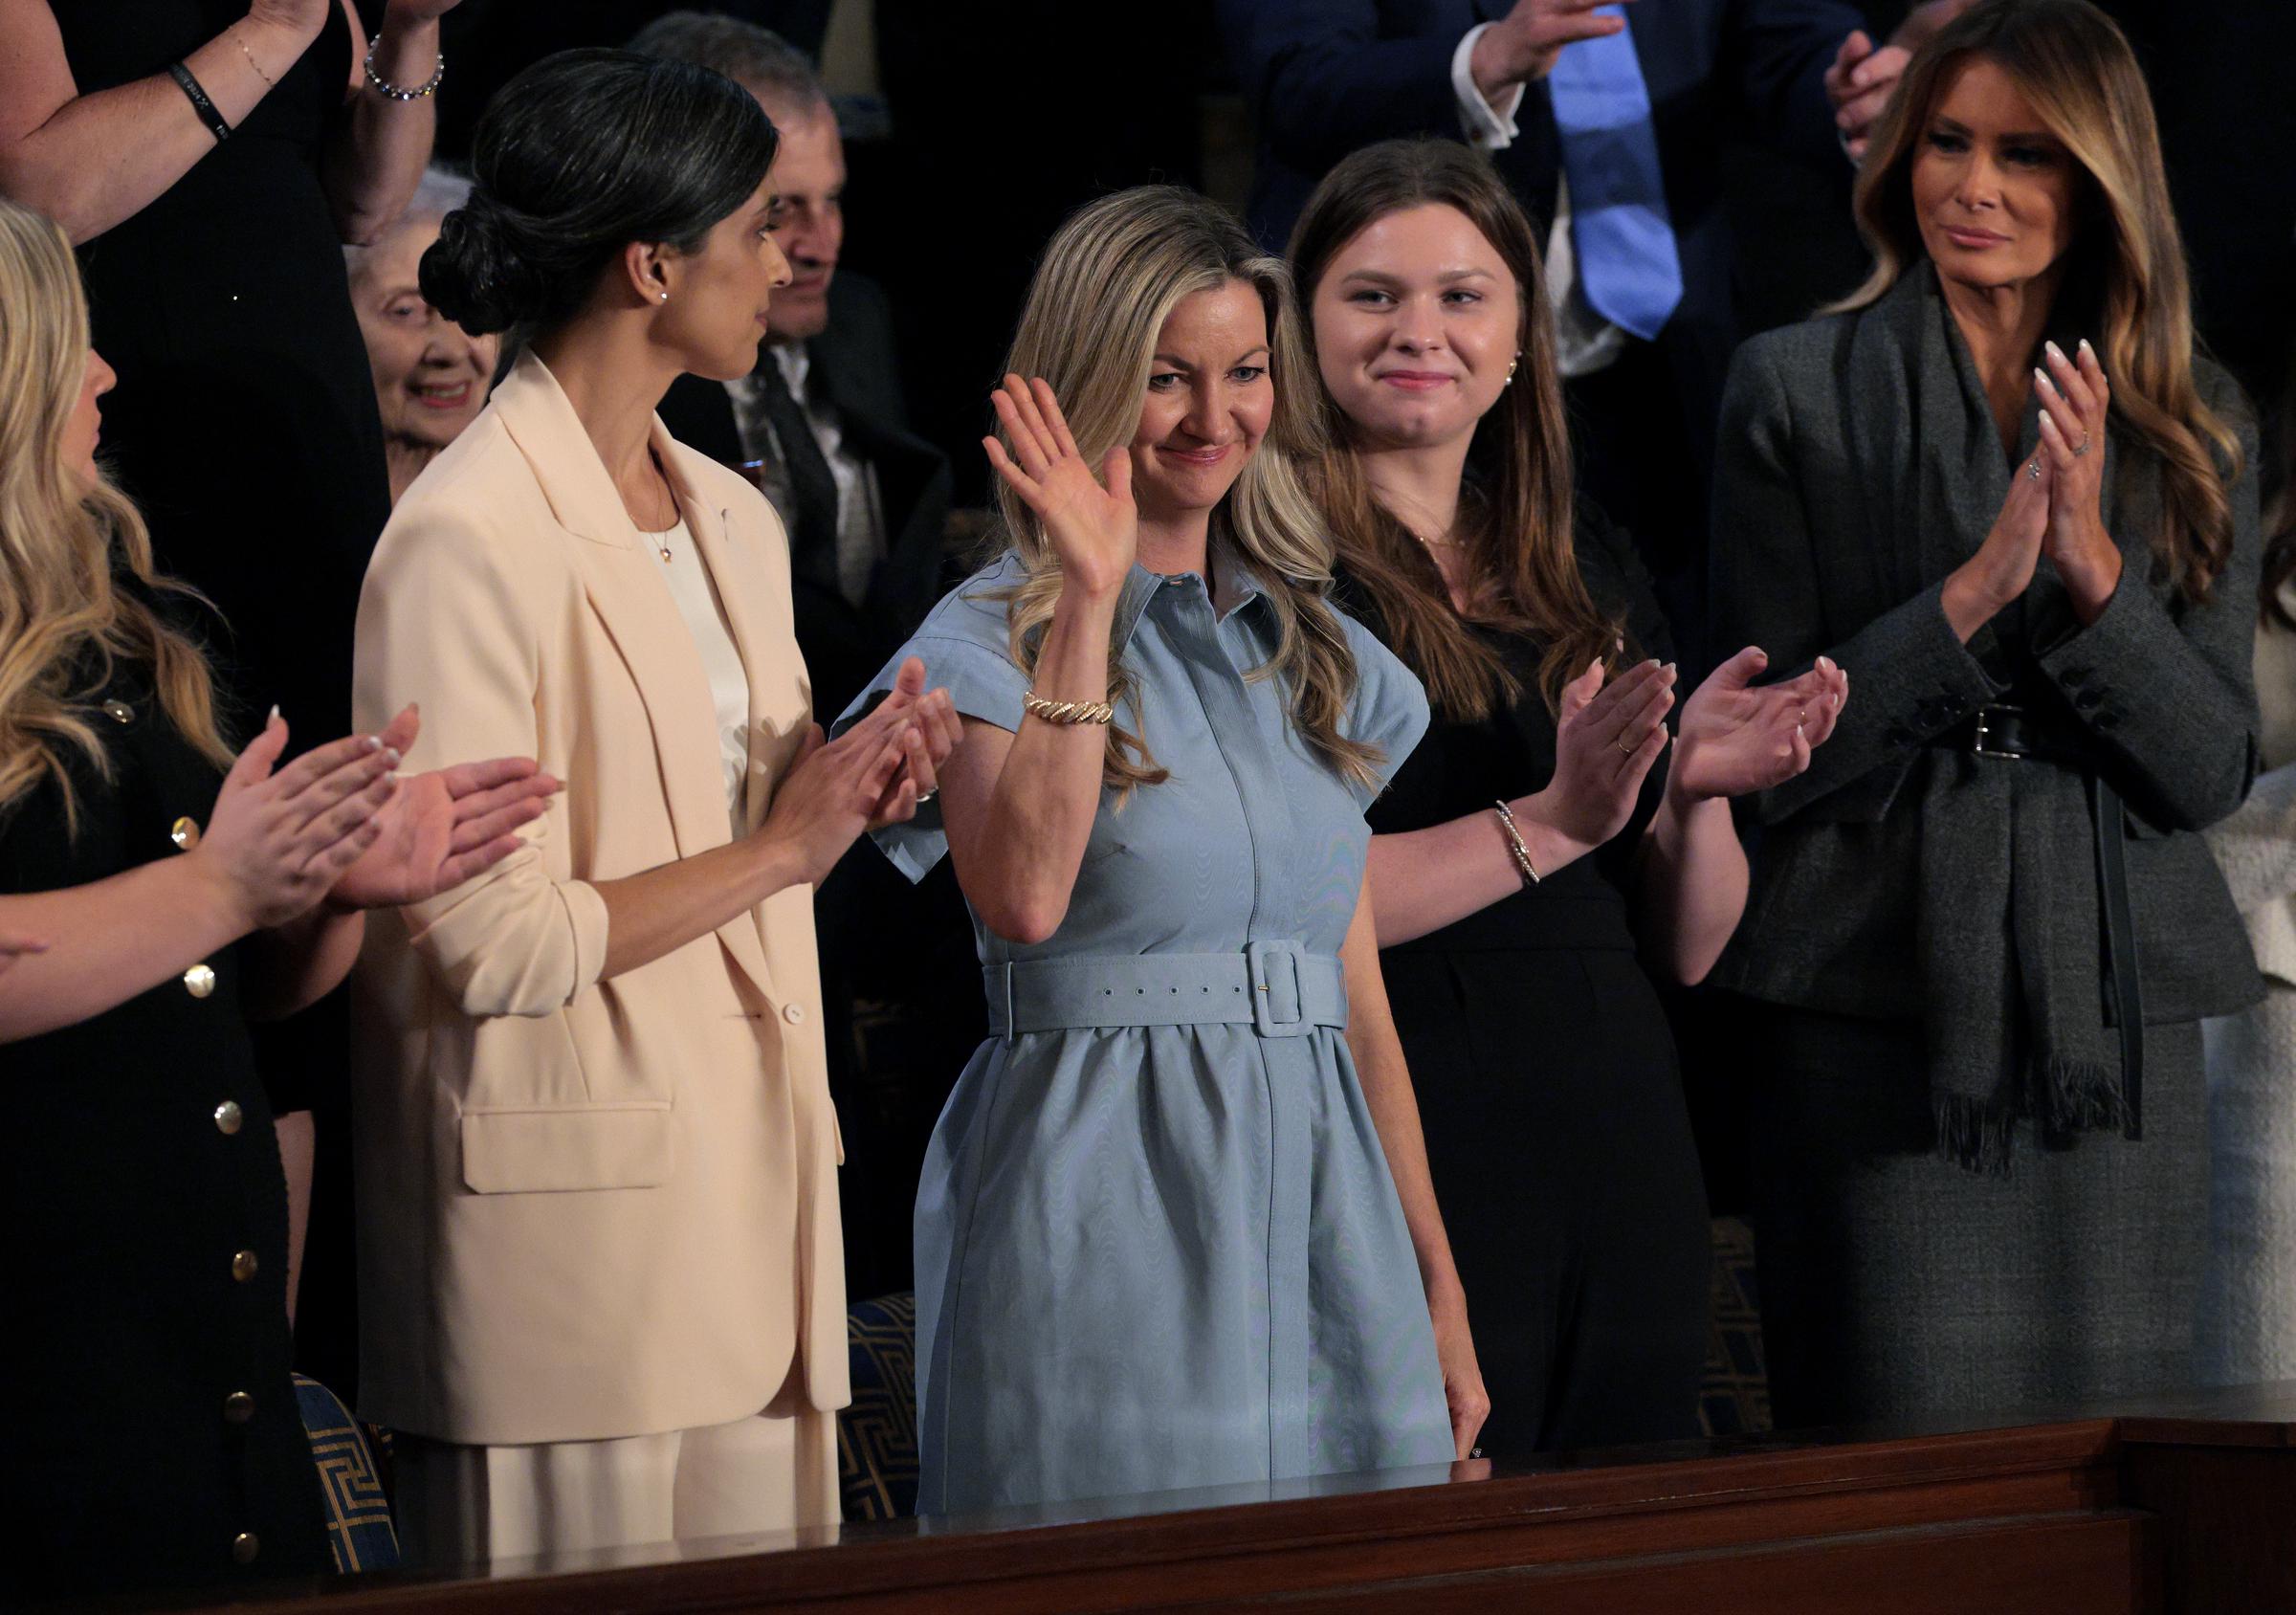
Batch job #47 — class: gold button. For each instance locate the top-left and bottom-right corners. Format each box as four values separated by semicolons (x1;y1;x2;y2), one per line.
101;698;132;724
230;1249;258;1283
782;1002;806;1025
170;815;201;851
231;1531;260;1565
184;962;216;999
213;1100;243;1136
223;1390;255;1424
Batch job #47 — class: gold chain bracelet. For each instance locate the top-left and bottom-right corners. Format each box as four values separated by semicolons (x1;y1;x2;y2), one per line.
1491;800;1542;887
1022;691;1115;726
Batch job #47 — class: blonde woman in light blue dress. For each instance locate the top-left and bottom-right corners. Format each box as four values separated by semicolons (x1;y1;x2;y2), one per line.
841;188;1486;1513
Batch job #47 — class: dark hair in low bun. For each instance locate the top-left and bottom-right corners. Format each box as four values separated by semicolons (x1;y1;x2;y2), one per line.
420;47;779;337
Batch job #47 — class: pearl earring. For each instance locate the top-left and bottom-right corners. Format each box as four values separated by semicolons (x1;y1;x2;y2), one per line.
658;291;670;302
1505;353;1520;385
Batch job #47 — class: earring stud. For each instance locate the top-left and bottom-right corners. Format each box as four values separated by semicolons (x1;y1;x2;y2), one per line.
659;291;669;302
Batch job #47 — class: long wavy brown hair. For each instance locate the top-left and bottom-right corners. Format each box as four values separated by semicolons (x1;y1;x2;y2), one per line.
1288;139;1621;722
1835;0;2241;604
0;199;232;830
991;186;1381;794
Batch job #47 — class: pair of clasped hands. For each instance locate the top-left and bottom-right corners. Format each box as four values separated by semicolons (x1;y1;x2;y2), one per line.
980;371;1850;844
1946;338;2121;637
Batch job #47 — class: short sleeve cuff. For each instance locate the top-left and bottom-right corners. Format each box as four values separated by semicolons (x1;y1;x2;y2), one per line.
835;631;1034;882
1341;621;1434;808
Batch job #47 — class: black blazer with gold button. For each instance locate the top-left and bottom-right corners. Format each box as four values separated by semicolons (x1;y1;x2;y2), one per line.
0;635;328;1600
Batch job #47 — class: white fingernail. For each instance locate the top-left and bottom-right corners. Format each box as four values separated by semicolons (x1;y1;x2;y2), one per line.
267;704;281;723
364;735;384;752
2078;337;2093;356
2045;341;2066;364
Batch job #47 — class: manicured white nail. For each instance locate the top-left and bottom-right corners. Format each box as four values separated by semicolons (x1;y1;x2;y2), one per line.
2045;341;2066;365
2078;337;2093;356
363;735;384;752
267;704;281;723
2035;366;2055;391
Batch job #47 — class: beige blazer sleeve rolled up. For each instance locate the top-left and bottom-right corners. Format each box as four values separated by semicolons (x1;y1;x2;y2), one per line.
349;352;848;1447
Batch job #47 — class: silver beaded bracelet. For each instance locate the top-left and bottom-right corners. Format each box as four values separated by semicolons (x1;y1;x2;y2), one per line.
364;33;445;101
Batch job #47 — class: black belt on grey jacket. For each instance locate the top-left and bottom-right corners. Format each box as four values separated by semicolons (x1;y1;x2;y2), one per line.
1934;703;2144;1139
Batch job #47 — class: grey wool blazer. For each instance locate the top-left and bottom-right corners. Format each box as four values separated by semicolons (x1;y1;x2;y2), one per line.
1709;262;2264;1029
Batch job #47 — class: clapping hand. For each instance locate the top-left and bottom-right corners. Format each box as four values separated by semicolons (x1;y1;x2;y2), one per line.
984;375;1137;602
759;657;959;890
1828;3;1978;161
1533;657;1676;851
1671;648;1848;802
195;713;403;930
325;705;562;912
2035;338;2121;619
1825;32;1912;160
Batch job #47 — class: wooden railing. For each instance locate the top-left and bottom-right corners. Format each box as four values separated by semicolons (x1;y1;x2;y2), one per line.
116;1383;2296;1614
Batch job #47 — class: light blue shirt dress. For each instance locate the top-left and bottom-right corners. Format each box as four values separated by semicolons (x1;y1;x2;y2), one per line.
840;548;1454;1514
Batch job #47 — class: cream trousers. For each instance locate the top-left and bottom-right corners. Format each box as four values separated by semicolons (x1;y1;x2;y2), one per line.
393;1383;838;1568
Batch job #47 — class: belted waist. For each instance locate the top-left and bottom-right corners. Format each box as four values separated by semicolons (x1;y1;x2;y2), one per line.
1933;703;2098;766
984;944;1348;1039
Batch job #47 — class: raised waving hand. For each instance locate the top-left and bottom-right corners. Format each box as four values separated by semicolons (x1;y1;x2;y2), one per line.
984;374;1137;600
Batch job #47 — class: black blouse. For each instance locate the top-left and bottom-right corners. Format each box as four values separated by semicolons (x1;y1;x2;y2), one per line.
0;648;326;1598
1343;503;1675;956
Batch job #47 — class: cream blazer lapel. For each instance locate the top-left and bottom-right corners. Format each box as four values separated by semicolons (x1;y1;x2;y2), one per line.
490;354;784;1003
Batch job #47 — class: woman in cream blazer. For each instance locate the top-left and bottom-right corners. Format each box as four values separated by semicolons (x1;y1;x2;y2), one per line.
347;51;954;1562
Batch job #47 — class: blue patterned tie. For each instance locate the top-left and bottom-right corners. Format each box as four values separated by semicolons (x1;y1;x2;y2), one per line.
1546;9;1684;341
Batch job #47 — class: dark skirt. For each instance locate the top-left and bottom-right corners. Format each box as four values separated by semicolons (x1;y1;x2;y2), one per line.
1746;1005;2207;1431
1386;944;1711;1455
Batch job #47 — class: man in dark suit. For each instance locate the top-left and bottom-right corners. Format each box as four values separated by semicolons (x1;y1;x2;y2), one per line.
631;12;952;722
1224;0;1949;664
634;15;977;1304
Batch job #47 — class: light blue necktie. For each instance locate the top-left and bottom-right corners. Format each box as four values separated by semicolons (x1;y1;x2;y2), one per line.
1546;8;1684;342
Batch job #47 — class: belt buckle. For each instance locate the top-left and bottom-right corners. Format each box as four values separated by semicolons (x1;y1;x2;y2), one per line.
1247;940;1309;1038
1972;704;2026;763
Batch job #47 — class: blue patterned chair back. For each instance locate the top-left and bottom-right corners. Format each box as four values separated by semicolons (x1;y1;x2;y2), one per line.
292;1373;399;1572
839;1293;919;1520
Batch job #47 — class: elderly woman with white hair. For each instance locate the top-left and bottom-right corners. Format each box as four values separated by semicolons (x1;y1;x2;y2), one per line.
344;168;502;505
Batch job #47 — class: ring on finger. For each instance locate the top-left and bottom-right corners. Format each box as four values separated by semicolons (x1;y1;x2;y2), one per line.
1615;737;1636;756
2027;458;2042;480
914;786;938;806
2073;432;2092;457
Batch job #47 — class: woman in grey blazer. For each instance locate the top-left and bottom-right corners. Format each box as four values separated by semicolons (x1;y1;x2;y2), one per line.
1711;0;2263;1428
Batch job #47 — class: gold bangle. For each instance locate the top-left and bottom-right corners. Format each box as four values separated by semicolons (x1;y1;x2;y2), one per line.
1492;800;1541;887
1022;691;1114;726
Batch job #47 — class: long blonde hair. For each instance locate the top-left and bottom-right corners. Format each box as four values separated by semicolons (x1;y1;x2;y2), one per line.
992;186;1380;793
0;199;232;830
1289;139;1623;721
1835;0;2241;603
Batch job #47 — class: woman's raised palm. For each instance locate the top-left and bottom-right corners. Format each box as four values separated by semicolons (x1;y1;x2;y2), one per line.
982;373;1137;598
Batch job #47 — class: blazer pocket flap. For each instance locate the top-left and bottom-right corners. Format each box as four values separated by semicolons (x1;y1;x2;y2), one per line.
461;1103;672;1194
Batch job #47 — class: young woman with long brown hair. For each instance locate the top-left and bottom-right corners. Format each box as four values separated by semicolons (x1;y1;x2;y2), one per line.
1711;0;2263;1427
1287;139;1846;1454
0;195;553;1602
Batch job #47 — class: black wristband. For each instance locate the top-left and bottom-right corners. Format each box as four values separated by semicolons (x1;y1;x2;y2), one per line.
167;60;232;143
